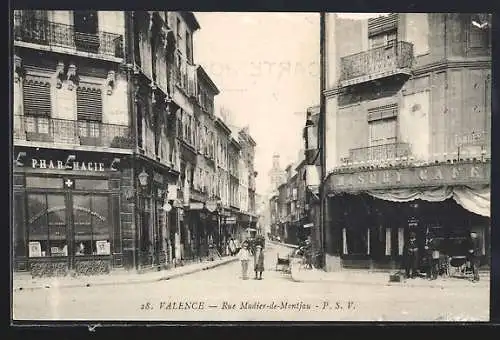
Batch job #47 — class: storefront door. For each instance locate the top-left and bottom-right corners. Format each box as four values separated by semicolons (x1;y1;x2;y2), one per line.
71;191;112;272
26;177;112;276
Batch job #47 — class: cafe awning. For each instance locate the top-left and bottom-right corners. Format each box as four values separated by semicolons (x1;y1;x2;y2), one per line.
366;185;490;218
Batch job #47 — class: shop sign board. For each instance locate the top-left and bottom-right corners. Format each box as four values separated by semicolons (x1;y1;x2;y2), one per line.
189;202;204;210
225;216;237;225
328;162;490;192
167;184;178;200
16;152;120;172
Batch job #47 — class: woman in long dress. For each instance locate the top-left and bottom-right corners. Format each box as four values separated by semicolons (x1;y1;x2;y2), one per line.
254;245;265;280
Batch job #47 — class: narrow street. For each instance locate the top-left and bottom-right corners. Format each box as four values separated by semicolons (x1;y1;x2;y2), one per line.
13;243;488;322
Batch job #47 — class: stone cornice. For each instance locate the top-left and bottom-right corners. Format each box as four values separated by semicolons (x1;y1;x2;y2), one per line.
412;58;491;76
323;58;491;98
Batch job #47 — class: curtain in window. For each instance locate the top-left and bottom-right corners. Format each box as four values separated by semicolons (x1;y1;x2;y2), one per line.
369;118;396;146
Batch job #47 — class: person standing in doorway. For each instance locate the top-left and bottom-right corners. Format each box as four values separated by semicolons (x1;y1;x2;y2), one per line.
425;234;439;280
468;232;481;282
404;232;419;279
238;241;251;280
254;245;265;280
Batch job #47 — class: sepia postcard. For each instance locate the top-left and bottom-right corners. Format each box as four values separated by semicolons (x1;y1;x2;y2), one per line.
11;11;491;323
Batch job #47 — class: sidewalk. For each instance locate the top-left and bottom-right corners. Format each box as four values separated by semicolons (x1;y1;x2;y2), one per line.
268;240;299;249
291;262;490;289
13;256;238;292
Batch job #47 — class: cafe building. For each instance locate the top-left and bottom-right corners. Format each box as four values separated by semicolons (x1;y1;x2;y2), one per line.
13;147;135;277
324;160;490;270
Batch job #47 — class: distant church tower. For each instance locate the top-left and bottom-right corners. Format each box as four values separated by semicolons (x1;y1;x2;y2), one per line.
268;153;285;192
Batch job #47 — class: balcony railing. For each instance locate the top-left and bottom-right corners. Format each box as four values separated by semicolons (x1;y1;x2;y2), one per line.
347;142;412;165
340;41;413;85
14;14;124;59
14;115;133;149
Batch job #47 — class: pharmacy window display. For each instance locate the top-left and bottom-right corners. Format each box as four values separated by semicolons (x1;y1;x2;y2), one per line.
28;194;68;258
26;193;111;259
73;194;111;256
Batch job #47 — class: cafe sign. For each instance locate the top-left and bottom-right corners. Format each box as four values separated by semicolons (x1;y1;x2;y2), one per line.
327;162;490;192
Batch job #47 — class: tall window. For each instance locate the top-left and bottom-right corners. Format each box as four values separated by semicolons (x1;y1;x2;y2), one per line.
176;113;183;140
186;31;192;62
73;194;110;256
469;24;490;49
23;76;52;135
21;10;49;42
369;118;397;146
369;29;397;49
73;10;98;34
27;193;67;258
77;84;103;139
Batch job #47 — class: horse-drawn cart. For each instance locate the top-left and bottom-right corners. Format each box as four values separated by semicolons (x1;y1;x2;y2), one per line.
276;252;291;273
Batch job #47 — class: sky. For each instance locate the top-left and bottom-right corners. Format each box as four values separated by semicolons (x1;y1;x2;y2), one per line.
193;12;384;195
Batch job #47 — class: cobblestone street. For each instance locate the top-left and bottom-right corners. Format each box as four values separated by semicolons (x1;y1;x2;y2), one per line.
12;244;489;322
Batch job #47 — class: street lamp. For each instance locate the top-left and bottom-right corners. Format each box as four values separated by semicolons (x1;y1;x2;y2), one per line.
138;168;149;187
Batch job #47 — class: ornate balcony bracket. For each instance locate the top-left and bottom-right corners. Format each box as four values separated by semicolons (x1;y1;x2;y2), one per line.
106;70;116;95
66;63;79;91
55;61;65;89
150;82;157;104
14;55;25;84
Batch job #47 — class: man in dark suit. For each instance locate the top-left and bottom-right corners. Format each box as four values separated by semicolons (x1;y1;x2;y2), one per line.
468;232;481;282
404;232;419;279
425;235;440;280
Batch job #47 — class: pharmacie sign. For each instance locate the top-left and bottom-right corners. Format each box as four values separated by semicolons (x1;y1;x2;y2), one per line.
17;152;120;172
328;162;490;192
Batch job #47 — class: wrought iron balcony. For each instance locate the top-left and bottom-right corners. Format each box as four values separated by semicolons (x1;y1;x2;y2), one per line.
14;115;133;149
347;142;412;165
13;14;124;59
340;41;413;86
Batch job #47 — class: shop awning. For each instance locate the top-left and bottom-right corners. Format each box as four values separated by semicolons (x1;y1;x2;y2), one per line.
365;185;490;218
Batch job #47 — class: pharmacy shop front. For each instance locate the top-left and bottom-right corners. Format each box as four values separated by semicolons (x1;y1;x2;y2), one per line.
13;147;129;277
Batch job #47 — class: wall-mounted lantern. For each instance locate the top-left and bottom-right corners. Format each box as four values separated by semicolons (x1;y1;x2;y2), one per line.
138;168;149;188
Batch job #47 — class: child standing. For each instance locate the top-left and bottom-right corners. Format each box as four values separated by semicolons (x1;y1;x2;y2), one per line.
238;242;251;280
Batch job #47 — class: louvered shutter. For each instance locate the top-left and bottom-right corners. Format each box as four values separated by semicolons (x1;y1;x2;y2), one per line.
23;78;52;116
76;86;103;121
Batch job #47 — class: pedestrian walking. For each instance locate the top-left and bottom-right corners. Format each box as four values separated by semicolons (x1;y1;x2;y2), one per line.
468;231;481;282
234;238;241;253
239;241;251;280
404;232;419;279
254;245;265;280
228;237;237;256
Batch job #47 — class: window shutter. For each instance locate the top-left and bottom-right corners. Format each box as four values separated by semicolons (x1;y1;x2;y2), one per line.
23;78;52;116
77;85;103;121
